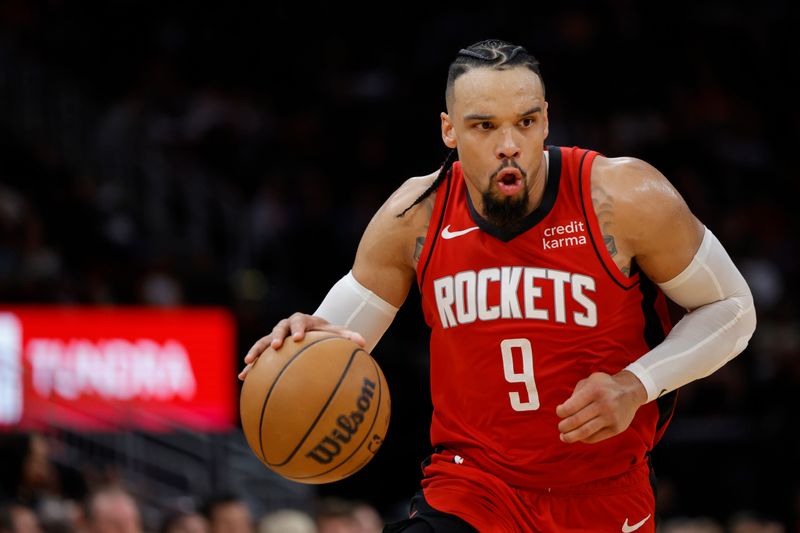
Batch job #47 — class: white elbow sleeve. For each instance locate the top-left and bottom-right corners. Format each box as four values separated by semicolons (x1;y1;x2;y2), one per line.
314;271;399;353
626;228;757;402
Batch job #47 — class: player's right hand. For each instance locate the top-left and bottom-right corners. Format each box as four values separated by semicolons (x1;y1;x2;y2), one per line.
238;313;366;380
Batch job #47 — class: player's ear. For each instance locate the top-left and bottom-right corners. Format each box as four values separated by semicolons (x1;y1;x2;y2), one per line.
543;101;549;140
441;112;457;149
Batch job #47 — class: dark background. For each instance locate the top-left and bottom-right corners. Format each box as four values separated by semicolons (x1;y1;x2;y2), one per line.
0;0;797;529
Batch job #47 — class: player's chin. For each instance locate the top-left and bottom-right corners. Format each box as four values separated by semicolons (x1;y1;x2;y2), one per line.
488;189;527;209
486;180;520;198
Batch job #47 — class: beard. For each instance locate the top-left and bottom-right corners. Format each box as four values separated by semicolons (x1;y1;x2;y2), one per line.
481;161;530;229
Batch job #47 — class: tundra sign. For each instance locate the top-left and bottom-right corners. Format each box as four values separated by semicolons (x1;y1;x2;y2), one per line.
0;307;236;431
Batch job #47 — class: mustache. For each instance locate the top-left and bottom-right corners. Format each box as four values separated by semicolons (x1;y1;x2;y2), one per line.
489;159;527;181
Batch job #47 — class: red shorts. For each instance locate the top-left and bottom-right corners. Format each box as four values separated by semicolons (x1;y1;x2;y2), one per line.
420;450;656;533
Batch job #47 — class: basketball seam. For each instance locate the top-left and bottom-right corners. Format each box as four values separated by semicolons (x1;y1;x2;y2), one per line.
338;451;375;480
267;342;360;467
256;335;338;463
291;350;385;480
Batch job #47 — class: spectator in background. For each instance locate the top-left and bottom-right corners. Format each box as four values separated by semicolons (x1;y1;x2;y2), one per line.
200;494;253;533
0;433;86;531
660;517;724;533
80;486;142;533
0;502;43;533
257;509;316;533
316;498;381;533
728;512;786;533
159;510;209;533
0;433;56;505
351;503;382;533
316;498;358;533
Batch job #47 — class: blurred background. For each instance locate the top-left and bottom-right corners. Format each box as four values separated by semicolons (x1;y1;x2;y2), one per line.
0;1;797;532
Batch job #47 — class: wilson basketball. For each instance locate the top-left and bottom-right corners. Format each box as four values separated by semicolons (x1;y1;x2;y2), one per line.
240;331;391;484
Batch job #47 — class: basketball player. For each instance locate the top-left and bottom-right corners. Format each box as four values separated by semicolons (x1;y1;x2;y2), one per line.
239;40;756;532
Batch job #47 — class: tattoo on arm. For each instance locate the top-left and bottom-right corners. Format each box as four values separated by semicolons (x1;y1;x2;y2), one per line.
412;195;434;265
603;234;617;257
592;183;631;277
592;185;617;255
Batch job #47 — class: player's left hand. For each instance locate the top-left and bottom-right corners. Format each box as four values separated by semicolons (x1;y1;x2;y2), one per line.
555;371;647;444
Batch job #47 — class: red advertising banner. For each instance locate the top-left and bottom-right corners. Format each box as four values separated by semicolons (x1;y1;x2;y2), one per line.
0;307;236;431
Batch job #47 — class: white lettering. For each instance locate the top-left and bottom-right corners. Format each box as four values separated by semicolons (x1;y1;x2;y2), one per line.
500;267;523;319
75;340;100;398
433;276;457;329
454;271;477;324
547;270;570;323
130;340;162;399
0;314;23;424
543;220;586;238
431;267;598;329
65;340;97;400
162;341;196;400
541;234;587;251
27;338;197;402
523;268;548;320
28;339;59;397
477;269;501;320
572;274;598;327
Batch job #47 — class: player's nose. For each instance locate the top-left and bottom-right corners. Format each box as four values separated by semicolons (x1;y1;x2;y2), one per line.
495;127;521;159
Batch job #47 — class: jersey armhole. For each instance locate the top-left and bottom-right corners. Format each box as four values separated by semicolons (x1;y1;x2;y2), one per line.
578;150;641;291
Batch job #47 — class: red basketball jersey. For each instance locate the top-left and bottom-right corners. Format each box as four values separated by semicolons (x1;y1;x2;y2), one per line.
415;145;676;489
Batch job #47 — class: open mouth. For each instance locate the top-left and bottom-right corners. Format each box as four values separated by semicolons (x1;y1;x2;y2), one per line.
495;168;524;196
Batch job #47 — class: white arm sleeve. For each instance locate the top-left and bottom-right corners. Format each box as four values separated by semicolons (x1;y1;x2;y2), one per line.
625;227;757;402
314;271;399;353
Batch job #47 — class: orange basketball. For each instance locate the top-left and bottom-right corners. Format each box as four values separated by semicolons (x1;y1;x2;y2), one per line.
240;330;391;484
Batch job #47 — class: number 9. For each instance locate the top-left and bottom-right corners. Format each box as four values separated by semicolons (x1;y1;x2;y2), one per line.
501;338;540;411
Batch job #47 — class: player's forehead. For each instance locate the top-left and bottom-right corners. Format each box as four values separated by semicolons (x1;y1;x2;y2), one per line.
451;66;544;117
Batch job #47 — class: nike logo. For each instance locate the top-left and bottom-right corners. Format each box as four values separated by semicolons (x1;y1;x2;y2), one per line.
622;514;651;532
441;225;480;239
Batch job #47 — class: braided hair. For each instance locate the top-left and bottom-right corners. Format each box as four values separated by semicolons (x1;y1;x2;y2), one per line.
398;39;543;218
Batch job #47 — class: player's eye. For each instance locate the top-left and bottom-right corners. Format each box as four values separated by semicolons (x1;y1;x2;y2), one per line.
520;118;535;127
476;121;494;130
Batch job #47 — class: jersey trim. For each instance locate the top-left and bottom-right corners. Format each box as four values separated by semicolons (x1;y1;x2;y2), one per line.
464;146;562;242
638;273;667;349
638;272;677;440
578;149;641;290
